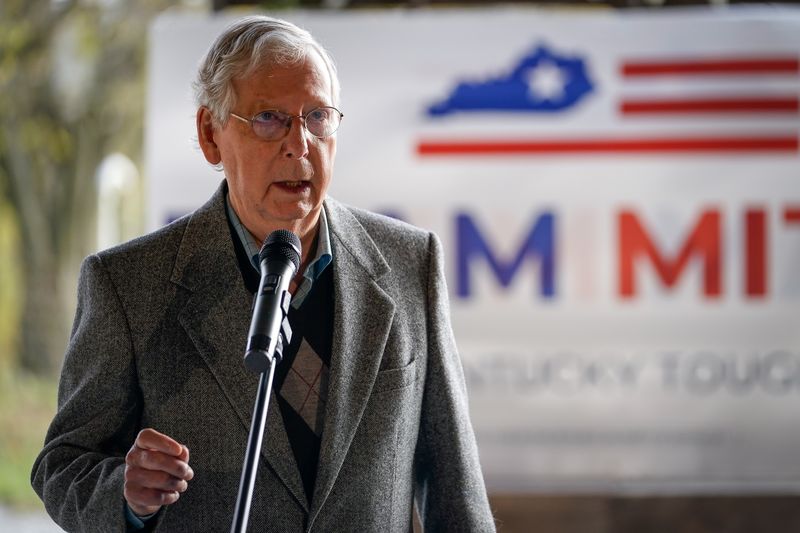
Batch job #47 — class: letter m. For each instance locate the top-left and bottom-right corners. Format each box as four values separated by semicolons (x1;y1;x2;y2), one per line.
619;209;721;298
456;212;555;298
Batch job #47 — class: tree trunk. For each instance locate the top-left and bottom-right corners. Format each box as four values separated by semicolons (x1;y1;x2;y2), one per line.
18;255;71;376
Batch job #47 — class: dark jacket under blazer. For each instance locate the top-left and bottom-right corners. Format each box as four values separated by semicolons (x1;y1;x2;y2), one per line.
32;181;495;532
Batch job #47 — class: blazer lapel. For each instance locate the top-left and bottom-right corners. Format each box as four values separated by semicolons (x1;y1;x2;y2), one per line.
171;182;308;511
309;199;396;522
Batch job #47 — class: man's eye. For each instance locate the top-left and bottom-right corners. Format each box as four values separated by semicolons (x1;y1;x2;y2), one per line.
254;111;282;123
307;109;329;123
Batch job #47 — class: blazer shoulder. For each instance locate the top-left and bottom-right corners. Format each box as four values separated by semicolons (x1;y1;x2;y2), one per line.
93;214;191;277
94;180;227;271
333;200;432;249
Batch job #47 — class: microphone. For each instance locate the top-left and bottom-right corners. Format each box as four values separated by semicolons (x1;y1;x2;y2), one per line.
244;229;301;373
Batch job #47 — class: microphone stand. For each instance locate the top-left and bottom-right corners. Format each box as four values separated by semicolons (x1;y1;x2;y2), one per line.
230;318;292;533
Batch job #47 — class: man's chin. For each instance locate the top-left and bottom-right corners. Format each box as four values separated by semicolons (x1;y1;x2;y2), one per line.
261;203;320;230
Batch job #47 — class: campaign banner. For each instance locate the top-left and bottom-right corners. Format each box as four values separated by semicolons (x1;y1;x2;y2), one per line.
145;8;800;493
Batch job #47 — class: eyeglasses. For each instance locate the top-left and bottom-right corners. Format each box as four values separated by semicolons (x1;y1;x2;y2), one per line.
229;106;343;141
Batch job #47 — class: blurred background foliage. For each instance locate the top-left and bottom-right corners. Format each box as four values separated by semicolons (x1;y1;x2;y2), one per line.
0;0;180;378
0;0;190;509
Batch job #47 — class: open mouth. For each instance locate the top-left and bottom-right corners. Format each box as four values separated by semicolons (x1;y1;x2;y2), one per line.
275;180;311;191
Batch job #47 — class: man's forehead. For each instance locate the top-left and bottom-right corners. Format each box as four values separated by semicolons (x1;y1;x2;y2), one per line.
244;47;328;78
235;53;334;104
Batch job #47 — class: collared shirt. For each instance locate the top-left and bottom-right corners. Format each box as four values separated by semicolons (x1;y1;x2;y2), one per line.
225;194;333;308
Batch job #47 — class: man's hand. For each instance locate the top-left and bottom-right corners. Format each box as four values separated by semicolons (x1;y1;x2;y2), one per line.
124;428;194;517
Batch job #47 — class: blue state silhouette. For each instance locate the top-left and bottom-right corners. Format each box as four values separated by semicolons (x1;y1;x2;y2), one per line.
427;44;594;117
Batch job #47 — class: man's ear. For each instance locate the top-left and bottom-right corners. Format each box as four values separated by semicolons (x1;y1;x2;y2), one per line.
197;107;222;165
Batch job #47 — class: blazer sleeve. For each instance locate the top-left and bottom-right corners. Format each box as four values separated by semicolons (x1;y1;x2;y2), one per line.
414;233;496;532
31;254;143;533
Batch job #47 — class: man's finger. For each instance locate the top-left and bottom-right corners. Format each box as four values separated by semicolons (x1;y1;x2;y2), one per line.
178;444;190;464
134;428;184;456
127;448;193;480
124;484;180;512
125;467;189;493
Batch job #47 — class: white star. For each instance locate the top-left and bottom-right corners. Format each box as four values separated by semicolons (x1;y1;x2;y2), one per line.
526;60;569;102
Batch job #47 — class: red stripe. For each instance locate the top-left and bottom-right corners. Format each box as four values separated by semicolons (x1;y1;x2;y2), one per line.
621;97;799;115
622;58;800;77
785;208;800;223
416;136;799;156
745;209;767;297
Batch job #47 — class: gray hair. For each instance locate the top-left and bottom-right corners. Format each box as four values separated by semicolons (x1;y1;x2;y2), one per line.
193;15;340;126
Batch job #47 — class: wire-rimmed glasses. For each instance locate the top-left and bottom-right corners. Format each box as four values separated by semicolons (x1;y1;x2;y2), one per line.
229;106;343;140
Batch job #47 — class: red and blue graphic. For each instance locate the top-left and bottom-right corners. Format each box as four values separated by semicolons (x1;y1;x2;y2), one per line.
419;47;800;156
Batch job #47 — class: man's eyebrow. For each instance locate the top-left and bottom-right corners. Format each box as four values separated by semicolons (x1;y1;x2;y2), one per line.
249;101;280;111
250;99;332;112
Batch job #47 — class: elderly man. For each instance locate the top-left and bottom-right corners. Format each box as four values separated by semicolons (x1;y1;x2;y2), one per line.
32;15;494;532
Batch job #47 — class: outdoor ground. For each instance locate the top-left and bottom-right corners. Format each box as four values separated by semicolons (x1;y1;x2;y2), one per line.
0;505;61;532
0;369;60;533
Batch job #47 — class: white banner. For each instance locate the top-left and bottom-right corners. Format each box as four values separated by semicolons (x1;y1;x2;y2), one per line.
146;8;800;493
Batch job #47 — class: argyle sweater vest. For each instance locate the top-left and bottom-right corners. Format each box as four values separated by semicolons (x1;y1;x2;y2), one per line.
229;221;334;503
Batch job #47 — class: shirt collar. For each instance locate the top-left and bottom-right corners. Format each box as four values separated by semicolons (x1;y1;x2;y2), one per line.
224;192;332;283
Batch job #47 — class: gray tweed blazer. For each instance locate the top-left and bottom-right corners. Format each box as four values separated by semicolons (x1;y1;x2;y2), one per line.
32;182;495;532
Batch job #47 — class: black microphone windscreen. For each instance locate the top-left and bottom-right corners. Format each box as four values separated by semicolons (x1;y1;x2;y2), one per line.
259;230;301;273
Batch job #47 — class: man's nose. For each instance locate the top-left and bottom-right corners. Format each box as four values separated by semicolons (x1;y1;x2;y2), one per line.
282;117;309;159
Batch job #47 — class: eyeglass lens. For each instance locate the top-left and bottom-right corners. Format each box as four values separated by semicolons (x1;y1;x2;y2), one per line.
251;107;341;139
